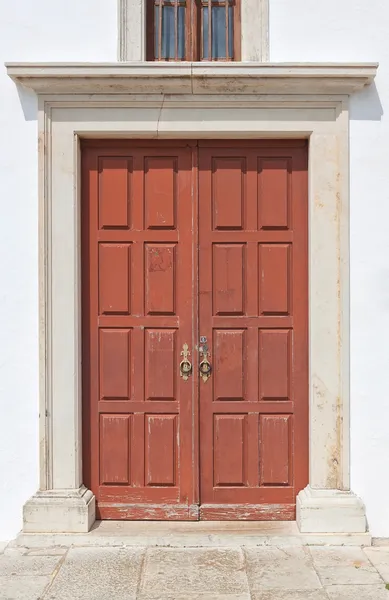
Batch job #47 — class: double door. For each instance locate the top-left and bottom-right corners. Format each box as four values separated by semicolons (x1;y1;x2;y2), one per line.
82;140;308;520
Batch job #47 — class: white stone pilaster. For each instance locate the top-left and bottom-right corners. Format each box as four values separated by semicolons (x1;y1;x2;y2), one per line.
296;110;367;535
23;487;95;533
297;487;367;534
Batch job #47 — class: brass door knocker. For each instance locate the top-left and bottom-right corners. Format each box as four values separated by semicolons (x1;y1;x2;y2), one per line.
199;342;212;383
179;343;192;381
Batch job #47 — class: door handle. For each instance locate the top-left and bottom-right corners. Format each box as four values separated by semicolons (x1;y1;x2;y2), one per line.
179;343;192;381
199;342;212;383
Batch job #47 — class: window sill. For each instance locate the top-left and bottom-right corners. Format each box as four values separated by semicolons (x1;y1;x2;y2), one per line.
6;61;378;96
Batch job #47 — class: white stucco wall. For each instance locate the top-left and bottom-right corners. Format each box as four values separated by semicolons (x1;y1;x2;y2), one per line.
271;0;389;537
0;0;388;539
0;1;117;541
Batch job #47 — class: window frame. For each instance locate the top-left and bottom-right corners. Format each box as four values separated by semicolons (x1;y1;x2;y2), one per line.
118;0;268;62
146;0;241;62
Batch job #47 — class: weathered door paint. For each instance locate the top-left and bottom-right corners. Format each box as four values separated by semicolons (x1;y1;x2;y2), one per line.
82;140;308;521
82;141;198;520
198;141;308;520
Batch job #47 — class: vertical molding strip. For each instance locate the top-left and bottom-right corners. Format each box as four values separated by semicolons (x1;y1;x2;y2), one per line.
241;0;269;62
118;0;128;61
260;0;269;62
118;0;145;61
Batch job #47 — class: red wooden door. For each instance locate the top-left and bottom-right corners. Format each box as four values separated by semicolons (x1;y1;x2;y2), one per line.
82;140;308;521
82;141;198;520
198;141;308;520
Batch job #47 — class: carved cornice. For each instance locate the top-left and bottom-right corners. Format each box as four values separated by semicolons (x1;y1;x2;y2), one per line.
6;62;378;96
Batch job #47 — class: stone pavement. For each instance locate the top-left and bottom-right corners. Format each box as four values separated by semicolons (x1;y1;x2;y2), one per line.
1;542;389;600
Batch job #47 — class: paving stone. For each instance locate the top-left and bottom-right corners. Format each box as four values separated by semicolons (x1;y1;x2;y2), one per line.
364;547;389;582
26;547;68;557
246;546;308;561
0;553;61;576
3;547;28;557
326;584;389;599
309;546;382;585
317;565;382;586
45;547;144;600
0;575;50;600
0;542;386;599
310;546;373;567
0;543;8;555
245;547;322;591
138;548;249;599
252;592;328;600
137;590;247;600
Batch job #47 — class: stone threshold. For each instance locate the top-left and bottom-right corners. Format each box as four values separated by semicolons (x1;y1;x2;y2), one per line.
13;521;371;549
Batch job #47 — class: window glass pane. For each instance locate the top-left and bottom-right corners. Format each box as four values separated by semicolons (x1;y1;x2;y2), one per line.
178;6;185;57
202;3;234;60
212;6;226;58
202;7;208;59
155;4;185;59
228;5;233;58
154;5;159;57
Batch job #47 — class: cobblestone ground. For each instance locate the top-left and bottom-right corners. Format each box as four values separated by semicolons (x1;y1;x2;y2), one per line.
1;543;389;599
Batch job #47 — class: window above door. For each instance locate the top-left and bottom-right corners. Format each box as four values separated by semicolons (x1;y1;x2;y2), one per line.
118;0;269;62
147;0;240;61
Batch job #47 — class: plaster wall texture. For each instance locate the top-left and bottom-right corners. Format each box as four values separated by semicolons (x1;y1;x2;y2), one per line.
0;1;117;541
270;0;389;538
0;0;388;539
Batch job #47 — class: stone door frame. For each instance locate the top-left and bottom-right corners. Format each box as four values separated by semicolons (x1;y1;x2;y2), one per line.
6;62;377;537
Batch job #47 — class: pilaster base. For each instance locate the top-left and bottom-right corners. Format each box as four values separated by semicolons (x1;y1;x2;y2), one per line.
23;486;95;533
297;486;367;534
